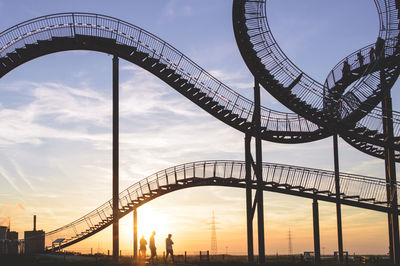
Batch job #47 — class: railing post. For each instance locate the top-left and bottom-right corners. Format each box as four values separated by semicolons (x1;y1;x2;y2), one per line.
312;198;321;264
112;54;119;262
381;69;400;264
333;134;344;263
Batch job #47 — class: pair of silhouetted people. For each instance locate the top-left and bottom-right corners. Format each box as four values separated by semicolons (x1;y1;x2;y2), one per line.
139;231;157;262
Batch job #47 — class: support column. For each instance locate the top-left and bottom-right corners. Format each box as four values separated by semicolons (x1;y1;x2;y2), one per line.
253;79;265;263
112;54;119;261
245;134;254;263
133;208;138;260
382;76;400;264
312;199;321;264
333;134;343;263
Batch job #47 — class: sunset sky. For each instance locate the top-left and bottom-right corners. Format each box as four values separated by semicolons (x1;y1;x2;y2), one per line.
0;0;398;256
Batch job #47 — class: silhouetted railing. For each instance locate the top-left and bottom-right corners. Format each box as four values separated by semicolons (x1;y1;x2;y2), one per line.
44;160;398;250
0;12;322;140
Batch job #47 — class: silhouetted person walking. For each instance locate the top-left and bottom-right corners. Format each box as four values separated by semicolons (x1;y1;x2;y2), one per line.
357;51;364;67
375;37;385;60
149;231;157;263
165;234;174;263
369;47;375;63
342;59;351;81
140;235;147;258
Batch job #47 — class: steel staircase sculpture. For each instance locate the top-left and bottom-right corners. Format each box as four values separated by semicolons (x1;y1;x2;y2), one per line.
44;160;400;250
232;0;400;160
0;1;398;253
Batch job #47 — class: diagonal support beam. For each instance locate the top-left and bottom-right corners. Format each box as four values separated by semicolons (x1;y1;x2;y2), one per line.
252;190;259;219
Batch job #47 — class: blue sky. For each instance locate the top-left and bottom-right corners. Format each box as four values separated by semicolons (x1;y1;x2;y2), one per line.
0;0;397;255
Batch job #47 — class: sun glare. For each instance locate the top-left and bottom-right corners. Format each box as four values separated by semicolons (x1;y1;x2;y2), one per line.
137;206;169;241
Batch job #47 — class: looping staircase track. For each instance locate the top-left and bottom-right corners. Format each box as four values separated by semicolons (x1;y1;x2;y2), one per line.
232;0;400;160
44;160;400;250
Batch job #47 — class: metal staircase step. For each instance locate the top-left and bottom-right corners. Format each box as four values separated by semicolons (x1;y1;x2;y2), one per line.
186;88;200;95
15;47;33;57
160;68;174;76
174;78;188;87
153;62;168;72
143;57;159;67
167;73;181;81
181;82;195;91
193;92;206;100
0;57;13;67
219;109;231;117
133;51;149;60
6;52;21;63
212;105;225;112
199;96;213;104
353;127;367;133
205;100;218;108
226;113;239;121
36;39;53;48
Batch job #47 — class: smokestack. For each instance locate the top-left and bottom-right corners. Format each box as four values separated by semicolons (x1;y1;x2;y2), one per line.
33;215;36;231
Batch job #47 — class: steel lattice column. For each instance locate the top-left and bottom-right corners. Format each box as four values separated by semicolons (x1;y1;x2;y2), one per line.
244;78;265;264
245;134;254;263
112;55;120;261
133;208;138;260
333;134;344;263
254;79;265;263
312;199;321;264
381;70;400;264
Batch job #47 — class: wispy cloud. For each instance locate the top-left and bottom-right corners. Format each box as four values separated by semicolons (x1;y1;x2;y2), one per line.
10;158;35;191
0;165;23;194
163;1;193;18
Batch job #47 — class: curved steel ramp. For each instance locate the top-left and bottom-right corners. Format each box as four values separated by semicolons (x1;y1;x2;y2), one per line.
0;12;326;144
45;160;399;250
232;0;400;160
